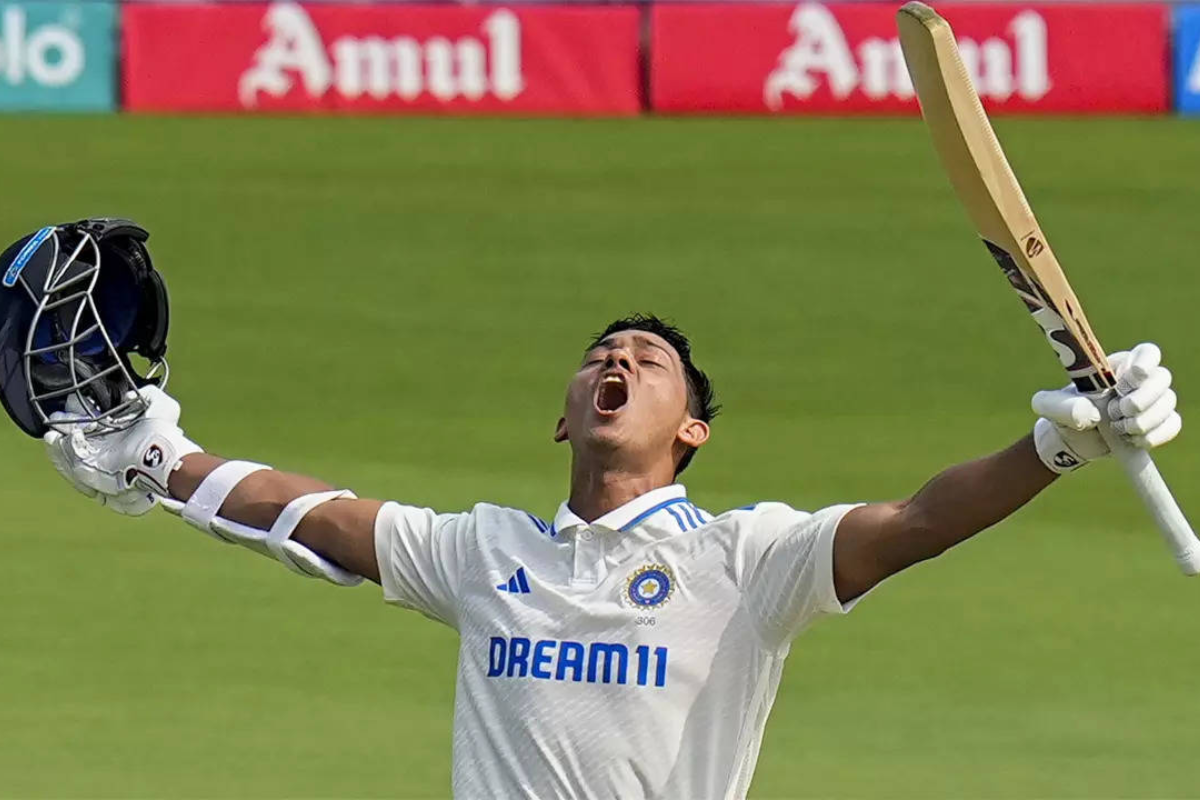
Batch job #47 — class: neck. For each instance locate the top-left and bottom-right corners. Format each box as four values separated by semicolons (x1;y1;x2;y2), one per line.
567;457;676;523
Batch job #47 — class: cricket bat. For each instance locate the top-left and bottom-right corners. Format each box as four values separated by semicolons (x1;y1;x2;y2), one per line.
897;1;1200;576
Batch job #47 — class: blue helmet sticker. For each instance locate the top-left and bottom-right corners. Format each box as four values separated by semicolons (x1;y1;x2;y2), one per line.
3;226;55;288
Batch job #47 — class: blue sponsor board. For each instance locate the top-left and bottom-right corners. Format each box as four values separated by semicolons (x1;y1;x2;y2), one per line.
0;2;115;111
1176;5;1200;115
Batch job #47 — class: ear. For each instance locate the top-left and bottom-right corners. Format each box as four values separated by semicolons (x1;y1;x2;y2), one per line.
553;417;569;443
677;417;709;450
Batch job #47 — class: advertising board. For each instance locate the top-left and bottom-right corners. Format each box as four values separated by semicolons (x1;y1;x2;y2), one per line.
0;1;115;111
124;3;641;115
651;3;1169;114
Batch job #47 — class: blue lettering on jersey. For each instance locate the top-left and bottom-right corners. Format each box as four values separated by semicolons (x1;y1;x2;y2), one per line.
556;640;585;682
487;636;668;688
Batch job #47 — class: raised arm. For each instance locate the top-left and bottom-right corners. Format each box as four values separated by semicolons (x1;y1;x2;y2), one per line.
45;390;470;625
43;388;386;584
833;343;1183;603
833;435;1051;602
167;453;383;583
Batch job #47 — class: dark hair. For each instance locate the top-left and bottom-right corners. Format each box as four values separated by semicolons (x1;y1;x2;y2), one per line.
587;314;719;476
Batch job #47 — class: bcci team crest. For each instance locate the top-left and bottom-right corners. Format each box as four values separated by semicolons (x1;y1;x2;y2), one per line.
625;564;675;609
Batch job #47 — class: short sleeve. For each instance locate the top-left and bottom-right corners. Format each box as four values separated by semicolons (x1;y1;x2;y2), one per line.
373;501;469;629
740;502;863;650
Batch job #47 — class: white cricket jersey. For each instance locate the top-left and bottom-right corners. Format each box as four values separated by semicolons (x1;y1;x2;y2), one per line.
374;484;863;800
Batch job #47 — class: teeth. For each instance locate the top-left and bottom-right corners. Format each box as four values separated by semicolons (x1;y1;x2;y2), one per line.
603;376;624;384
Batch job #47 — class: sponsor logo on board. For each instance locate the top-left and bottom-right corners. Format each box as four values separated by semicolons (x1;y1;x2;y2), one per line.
123;3;639;114
764;3;1049;110
0;2;114;110
238;2;524;107
650;3;1167;114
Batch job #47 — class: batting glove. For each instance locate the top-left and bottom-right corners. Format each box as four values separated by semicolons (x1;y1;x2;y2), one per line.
1032;342;1181;474
43;386;203;514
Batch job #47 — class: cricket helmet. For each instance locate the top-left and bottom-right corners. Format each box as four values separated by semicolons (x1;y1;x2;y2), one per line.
0;218;169;437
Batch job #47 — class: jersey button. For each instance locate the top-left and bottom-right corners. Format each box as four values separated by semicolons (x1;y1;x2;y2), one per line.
580;529;594;541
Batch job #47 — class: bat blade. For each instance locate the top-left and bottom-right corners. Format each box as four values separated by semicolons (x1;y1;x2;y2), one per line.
896;1;1111;394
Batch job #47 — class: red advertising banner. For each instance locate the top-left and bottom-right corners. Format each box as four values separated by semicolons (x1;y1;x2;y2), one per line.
123;3;641;114
651;3;1168;114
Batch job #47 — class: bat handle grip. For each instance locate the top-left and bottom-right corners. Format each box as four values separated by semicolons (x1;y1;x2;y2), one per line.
1095;406;1200;576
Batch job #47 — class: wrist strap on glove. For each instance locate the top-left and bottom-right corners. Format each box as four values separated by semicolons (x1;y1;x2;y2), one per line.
1033;417;1090;474
129;426;203;496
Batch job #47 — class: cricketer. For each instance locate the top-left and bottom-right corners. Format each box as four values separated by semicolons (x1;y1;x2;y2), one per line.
17;244;1182;798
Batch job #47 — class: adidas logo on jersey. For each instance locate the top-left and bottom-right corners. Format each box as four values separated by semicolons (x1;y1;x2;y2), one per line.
496;567;531;594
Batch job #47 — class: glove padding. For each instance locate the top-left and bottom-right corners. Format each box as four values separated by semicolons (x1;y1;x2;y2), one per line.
45;437;159;515
43;386;203;515
1032;343;1181;474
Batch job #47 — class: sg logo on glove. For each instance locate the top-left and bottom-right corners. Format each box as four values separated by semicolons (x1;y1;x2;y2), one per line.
143;445;164;469
1052;451;1080;470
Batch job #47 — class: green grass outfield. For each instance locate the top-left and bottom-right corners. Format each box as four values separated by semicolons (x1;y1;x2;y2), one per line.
0;116;1197;799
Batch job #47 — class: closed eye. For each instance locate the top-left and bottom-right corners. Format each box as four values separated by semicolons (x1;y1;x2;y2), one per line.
638;359;665;369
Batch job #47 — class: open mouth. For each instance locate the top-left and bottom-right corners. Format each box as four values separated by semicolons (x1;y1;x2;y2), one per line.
595;373;629;415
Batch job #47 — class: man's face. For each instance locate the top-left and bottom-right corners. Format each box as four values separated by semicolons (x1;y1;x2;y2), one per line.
556;330;708;470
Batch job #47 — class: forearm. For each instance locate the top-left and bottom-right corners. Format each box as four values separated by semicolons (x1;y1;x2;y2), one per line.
835;435;1056;600
895;434;1056;563
167;453;382;582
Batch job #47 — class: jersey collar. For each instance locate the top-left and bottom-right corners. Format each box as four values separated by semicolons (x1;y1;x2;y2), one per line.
552;484;689;537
